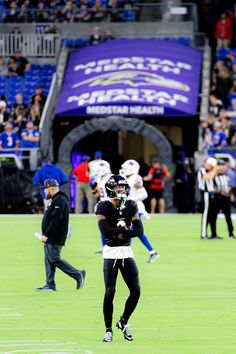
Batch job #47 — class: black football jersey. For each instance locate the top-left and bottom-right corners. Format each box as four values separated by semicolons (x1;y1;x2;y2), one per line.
95;199;138;247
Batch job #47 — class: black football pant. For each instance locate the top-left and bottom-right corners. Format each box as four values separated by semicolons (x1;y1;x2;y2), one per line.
201;192;216;237
44;243;81;289
103;258;141;330
212;194;234;236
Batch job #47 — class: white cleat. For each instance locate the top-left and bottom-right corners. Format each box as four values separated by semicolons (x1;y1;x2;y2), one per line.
103;331;113;342
147;252;160;263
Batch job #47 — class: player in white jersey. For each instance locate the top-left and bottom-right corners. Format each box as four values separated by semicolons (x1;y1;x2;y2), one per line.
120;159;159;263
90;159;112;252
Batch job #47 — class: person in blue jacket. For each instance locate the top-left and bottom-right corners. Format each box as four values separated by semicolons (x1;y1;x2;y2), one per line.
33;159;68;205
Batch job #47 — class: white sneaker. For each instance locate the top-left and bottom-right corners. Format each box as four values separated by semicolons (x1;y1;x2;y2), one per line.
103;331;113;342
147;252;160;263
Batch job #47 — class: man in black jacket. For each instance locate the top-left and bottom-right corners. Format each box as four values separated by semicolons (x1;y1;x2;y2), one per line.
96;174;143;343
37;179;86;292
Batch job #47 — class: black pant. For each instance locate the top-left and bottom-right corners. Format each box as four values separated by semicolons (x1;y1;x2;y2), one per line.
44;243;81;289
212;194;234;236
103;258;141;329
201;192;216;237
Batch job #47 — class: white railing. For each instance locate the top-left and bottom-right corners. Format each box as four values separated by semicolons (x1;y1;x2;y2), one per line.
0;33;60;57
0;148;40;171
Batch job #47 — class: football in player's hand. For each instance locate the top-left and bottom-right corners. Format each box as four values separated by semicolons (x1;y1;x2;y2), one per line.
117;220;126;227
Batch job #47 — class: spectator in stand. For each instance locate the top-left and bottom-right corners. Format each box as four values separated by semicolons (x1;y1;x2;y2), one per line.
91;0;105;21
0;56;8;76
88;26;103;45
211;65;233;107
221;115;236;145
48;1;59;22
31;86;46;107
10;26;23;53
0;122;19;152
21;120;40;170
107;0;122;22
3;1;19;23
76;2;91;22
212;60;225;75
209;93;224;117
8;61;21;76
231;78;236;94
59;1;77;23
143;158;171;213
218;107;228;120
34;2;50;23
21;120;40;148
17;3;29;23
0;100;10;133
232;61;236;81
30;96;43;128
215;12;233;50
73;155;94;214
223;51;235;73
8;51;30;77
227;98;236;118
211;121;227;150
13;107;27;135
200;113;216;152
13;93;28;120
103;28;115;41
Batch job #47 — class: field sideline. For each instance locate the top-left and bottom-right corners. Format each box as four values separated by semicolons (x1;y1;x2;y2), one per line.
0;213;236;354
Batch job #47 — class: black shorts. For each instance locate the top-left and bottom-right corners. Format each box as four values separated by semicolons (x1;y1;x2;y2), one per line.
149;189;164;199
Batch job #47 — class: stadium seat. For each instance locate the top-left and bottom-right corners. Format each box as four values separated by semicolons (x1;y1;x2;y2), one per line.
228;93;236;102
122;9;136;22
178;37;191;46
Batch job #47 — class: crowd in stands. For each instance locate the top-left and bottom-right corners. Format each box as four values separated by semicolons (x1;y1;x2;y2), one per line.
2;0;140;23
0;45;51;156
0;86;44;152
200;9;236;153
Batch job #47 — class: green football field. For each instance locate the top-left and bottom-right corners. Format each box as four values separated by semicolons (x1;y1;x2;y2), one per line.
0;214;236;354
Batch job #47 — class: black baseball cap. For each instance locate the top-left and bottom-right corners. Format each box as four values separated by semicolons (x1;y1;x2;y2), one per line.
44;179;59;189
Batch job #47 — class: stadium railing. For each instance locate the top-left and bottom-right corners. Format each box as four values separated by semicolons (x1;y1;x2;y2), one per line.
0;147;40;171
60;32;207;49
0;33;60;57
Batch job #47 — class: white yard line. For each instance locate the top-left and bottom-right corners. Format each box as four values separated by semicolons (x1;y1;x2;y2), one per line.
0;341;93;354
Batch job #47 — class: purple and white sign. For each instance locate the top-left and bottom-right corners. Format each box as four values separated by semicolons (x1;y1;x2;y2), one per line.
56;39;202;116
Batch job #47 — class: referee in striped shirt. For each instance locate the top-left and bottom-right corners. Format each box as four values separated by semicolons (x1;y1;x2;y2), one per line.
198;157;222;240
213;160;235;239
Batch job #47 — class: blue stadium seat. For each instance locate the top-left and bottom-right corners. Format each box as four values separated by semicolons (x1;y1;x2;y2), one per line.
122;9;136;22
0;76;7;83
0;88;5;96
9;76;23;83
217;48;231;60
31;64;41;70
228;93;236;102
75;38;88;48
178;37;191;46
42;64;56;70
0;80;6;88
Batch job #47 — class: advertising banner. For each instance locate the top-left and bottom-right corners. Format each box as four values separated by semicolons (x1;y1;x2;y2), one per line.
56;39;202;116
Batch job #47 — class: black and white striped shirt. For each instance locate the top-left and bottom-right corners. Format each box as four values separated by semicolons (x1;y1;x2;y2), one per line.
215;173;230;195
198;166;215;193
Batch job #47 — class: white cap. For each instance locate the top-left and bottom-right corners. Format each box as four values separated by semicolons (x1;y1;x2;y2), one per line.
0;100;6;108
205;157;217;167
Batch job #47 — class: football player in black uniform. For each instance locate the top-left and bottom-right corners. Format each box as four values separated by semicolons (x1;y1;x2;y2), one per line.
95;174;144;343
